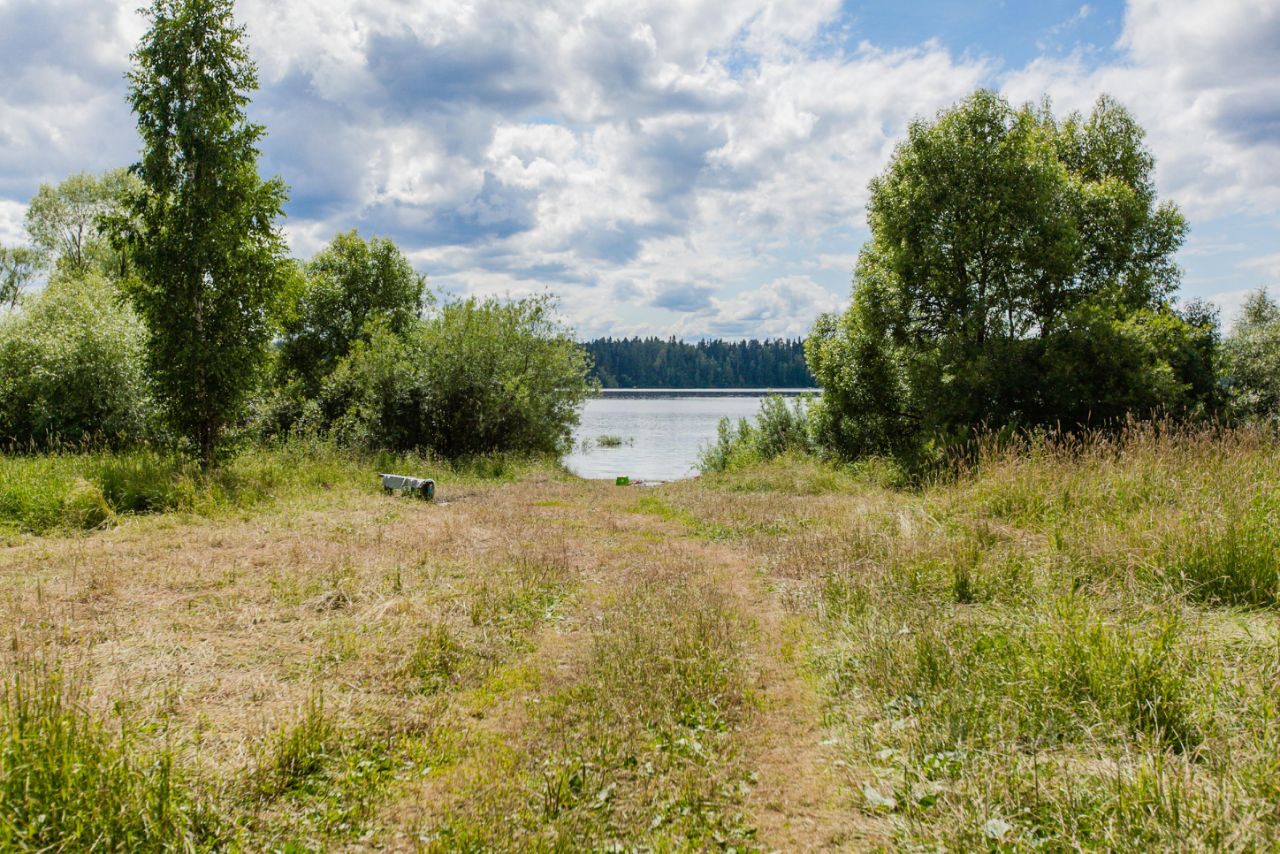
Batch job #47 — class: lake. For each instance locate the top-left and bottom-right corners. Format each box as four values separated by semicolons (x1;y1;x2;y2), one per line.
564;389;815;481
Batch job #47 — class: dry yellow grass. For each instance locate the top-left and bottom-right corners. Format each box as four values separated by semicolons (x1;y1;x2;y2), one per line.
0;466;865;850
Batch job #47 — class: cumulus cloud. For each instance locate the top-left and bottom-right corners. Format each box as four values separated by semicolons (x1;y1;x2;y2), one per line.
0;0;1276;338
673;275;845;339
1242;252;1280;281
0;200;27;246
1003;0;1280;219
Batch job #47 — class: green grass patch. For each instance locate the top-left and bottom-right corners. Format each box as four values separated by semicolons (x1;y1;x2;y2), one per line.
0;667;225;852
0;441;554;535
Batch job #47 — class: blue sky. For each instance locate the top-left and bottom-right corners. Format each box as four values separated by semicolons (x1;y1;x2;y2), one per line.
0;0;1276;339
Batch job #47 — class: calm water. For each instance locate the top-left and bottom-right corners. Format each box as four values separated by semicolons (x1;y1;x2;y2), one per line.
564;390;814;481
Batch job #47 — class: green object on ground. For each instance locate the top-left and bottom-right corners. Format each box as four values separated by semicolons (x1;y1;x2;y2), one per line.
616;476;630;486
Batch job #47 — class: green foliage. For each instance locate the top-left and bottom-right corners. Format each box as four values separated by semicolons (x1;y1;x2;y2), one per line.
1222;289;1280;420
809;90;1211;460
0;274;154;449
585;336;813;388
321;295;594;457
0;442;546;535
24;169;140;280
279;230;427;397
0;245;41;308
118;0;292;468
0;668;221;851
699;394;814;472
253;694;338;799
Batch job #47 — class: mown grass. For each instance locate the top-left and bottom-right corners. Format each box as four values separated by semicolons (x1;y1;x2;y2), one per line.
423;577;758;850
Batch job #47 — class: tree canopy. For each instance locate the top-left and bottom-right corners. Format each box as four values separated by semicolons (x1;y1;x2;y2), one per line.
279;230;427;396
25;169;140;279
0;246;41;309
117;0;292;467
807;90;1215;459
1222;290;1280;421
584;337;813;388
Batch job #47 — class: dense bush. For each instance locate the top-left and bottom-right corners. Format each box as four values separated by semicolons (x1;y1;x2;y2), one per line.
807;91;1215;461
0;274;155;448
319;295;594;457
1222;290;1280;421
278;230;426;397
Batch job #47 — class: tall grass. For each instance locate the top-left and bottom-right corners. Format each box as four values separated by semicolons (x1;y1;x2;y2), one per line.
0;440;553;535
737;423;1280;848
0;667;222;851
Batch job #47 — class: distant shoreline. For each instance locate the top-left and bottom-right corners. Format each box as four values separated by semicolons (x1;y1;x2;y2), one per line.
594;388;819;398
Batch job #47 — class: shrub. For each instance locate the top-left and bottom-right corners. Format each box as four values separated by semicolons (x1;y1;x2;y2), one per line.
699;394;813;472
0;274;155;449
321;295;594;457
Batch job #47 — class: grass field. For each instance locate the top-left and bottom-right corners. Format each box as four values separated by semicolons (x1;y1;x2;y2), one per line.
1;427;1278;850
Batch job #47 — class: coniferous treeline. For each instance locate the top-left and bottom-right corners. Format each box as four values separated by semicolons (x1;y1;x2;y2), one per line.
583;337;815;388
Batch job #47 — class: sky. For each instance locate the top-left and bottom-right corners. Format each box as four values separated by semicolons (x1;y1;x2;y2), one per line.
0;0;1277;340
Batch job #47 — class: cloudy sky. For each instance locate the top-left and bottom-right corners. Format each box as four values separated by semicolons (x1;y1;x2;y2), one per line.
0;0;1277;339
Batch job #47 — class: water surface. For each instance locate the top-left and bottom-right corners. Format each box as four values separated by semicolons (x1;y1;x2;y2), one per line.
564;390;813;481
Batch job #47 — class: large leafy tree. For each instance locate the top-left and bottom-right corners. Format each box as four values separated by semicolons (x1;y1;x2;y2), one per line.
25;169;140;279
0;246;41;309
279;230;426;396
117;0;291;467
807;90;1213;459
1222;290;1280;420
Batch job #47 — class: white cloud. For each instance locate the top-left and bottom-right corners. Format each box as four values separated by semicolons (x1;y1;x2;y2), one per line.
0;0;1276;338
673;275;845;339
1002;0;1280;219
1241;252;1280;281
0;200;26;245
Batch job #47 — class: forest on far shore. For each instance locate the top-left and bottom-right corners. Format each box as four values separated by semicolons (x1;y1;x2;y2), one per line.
583;337;814;388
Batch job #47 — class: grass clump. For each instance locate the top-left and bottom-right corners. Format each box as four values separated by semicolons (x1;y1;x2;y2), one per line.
246;694;437;845
0;668;222;851
402;624;470;695
253;693;339;799
1157;496;1280;606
